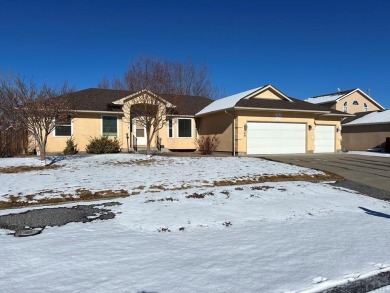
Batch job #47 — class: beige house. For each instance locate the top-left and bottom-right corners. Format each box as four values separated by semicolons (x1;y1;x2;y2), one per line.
305;88;384;114
341;110;390;151
47;85;350;155
305;88;388;151
196;85;349;155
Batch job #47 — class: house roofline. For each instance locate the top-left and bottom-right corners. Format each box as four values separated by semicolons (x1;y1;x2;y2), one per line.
75;110;124;114
112;89;174;107
343;121;390;127
243;84;293;102
233;106;330;114
336;88;385;110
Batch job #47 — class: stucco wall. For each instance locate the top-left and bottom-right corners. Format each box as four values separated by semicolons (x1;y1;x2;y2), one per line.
333;92;381;114
197;111;234;152
158;117;198;150
46;112;124;153
197;110;342;154
342;124;390;151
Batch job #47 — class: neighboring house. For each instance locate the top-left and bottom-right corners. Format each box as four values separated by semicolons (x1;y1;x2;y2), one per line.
341;110;390;151
305;88;385;114
47;85;350;155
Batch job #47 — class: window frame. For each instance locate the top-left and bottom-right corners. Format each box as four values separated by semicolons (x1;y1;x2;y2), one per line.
167;118;174;138
54;116;73;137
363;103;368;112
343;101;348;113
177;118;192;138
101;115;118;137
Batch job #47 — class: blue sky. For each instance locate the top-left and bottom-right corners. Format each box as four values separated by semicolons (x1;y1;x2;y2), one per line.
1;0;389;106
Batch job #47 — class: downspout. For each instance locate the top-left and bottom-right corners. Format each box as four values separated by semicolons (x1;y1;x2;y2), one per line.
224;110;236;156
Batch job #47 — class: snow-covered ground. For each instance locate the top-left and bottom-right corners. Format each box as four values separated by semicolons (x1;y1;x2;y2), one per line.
1;154;390;292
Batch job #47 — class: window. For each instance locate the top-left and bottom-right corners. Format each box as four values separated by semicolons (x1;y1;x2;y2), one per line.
55;116;72;136
343;102;348;112
168;119;173;138
102;115;117;136
353;101;359;105
364;103;368;112
178;118;192;138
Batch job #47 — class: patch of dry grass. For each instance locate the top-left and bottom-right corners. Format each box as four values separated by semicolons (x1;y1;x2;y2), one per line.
213;172;343;187
0;188;130;210
0;165;60;173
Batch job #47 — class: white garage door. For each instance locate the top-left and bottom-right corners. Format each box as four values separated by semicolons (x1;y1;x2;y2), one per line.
314;125;335;153
247;122;306;155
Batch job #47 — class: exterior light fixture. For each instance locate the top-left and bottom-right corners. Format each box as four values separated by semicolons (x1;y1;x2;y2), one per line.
308;124;312;131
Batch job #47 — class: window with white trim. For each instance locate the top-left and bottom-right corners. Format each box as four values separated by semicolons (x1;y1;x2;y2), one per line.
363;103;368;112
168;119;173;138
343;102;348;112
178;118;192;138
55;116;72;136
102;115;117;136
353;100;359;105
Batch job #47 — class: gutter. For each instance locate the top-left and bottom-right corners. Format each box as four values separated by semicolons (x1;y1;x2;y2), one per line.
75;110;124;114
224;110;236;157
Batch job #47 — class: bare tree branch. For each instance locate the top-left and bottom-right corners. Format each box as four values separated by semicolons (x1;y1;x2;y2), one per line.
0;75;75;165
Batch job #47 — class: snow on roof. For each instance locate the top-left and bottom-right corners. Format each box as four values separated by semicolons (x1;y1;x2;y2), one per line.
196;86;264;116
344;110;390;125
305;93;345;104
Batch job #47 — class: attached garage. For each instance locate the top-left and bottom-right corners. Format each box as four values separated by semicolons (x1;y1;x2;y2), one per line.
246;122;306;154
314;125;335;153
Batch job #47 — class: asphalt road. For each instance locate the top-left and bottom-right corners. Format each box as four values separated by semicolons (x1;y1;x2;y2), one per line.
262;153;390;199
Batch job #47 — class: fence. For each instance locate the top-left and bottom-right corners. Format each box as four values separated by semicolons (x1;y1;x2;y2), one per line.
0;127;29;157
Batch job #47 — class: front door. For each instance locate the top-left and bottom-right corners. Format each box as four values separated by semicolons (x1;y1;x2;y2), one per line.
133;120;147;146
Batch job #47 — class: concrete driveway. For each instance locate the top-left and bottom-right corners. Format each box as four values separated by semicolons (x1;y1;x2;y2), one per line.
261;153;390;193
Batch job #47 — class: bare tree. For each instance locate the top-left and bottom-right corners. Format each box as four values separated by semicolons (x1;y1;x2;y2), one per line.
99;57;219;156
123;90;174;156
0;75;74;165
98;56;219;99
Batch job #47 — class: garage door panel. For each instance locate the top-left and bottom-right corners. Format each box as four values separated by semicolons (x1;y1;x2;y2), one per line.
247;122;306;155
314;125;335;153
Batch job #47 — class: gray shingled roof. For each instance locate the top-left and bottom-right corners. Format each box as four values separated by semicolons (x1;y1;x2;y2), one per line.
235;97;345;113
67;88;214;115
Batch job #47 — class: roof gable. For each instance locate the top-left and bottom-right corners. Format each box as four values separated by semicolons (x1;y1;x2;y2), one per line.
245;85;292;102
112;89;173;107
196;84;335;116
196;86;266;116
306;88;385;110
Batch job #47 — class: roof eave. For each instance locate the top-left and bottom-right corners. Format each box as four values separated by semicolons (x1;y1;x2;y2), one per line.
343;121;390;127
233;106;330;114
75;110;124;114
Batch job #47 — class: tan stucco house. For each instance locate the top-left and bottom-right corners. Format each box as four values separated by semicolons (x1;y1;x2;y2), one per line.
305;88;388;151
341;110;390;151
48;85;350;155
305;88;384;114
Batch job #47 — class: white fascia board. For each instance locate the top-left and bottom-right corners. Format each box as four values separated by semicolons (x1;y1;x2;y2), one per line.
112;89;173;107
318;113;354;117
244;84;293;102
233;106;330;114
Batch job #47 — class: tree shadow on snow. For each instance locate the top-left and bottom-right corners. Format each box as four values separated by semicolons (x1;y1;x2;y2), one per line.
359;207;390;219
46;154;92;165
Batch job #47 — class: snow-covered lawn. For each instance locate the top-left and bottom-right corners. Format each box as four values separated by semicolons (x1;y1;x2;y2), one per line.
1;154;390;292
